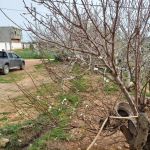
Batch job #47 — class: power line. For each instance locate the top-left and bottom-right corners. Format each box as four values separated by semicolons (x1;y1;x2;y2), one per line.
50;1;150;10
0;7;46;14
0;1;150;13
0;8;27;31
0;7;25;12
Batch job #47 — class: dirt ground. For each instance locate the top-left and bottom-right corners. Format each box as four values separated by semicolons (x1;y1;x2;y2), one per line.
0;59;44;114
0;61;130;149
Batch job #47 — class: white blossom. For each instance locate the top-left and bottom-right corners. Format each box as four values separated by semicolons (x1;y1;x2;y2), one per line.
94;67;98;71
85;104;88;108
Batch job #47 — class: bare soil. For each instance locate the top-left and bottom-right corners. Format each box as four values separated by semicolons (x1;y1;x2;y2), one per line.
1;59;43;98
0;59;47;125
0;62;129;149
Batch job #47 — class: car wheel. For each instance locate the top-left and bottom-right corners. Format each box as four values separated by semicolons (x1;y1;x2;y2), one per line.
20;62;25;70
3;65;9;75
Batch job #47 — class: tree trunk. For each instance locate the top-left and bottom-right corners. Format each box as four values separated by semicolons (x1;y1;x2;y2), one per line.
120;113;150;150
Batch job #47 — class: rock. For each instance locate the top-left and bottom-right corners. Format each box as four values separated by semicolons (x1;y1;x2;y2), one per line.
124;143;129;148
0;138;9;148
70;128;84;139
72;119;85;127
18;139;22;143
117;146;122;150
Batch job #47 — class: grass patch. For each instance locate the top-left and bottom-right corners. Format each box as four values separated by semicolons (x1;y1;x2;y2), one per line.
0;63;87;149
0;114;52;149
0;112;12;115
103;82;119;94
0;117;8;122
27;115;70;150
0;124;22;136
29;127;70;150
0;85;80;149
37;82;61;96
71;65;89;92
29;92;80;150
71;76;88;92
28;121;70;150
0;71;25;83
34;64;44;70
48;127;69;140
58;93;79;107
14;49;55;59
14;48;41;59
146;92;150;97
72;64;83;75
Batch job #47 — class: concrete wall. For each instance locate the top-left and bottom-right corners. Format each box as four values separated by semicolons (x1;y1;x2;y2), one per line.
0;42;22;51
0;42;11;50
0;27;11;42
22;43;30;49
11;43;22;50
0;26;22;42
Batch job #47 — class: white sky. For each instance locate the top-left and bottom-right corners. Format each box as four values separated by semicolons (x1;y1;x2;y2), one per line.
0;0;98;42
0;0;36;42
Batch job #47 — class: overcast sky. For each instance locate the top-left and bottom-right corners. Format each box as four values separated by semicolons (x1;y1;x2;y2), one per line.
0;0;63;42
0;0;97;42
0;0;34;42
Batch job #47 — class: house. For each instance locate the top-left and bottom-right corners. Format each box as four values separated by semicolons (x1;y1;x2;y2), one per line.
0;26;22;51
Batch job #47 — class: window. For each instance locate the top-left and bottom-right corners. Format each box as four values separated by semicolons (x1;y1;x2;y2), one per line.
12;53;19;58
8;53;13;58
0;52;8;58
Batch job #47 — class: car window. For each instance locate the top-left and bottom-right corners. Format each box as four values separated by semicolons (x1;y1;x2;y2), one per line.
0;52;8;58
12;53;19;58
8;53;13;58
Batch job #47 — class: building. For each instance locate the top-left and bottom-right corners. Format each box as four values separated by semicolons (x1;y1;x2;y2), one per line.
0;26;22;50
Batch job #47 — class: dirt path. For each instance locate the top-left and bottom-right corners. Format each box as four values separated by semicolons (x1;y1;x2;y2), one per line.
0;59;44;113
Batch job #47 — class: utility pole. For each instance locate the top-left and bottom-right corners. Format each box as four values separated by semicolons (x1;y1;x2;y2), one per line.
9;29;12;51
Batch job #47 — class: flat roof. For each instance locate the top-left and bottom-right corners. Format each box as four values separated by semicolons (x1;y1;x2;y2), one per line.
0;26;21;30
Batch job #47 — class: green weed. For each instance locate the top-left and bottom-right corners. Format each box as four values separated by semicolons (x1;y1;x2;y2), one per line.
49;127;70;140
103;82;119;94
14;49;41;59
0;72;25;83
58;93;79;107
14;49;55;59
72;64;82;75
29;123;70;150
72;76;88;92
34;64;44;70
0;117;8;122
28;91;80;149
37;82;60;96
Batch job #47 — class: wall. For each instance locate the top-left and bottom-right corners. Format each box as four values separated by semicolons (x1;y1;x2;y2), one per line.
11;43;22;50
0;27;22;43
0;42;11;50
0;27;10;42
0;42;22;51
11;27;22;41
22;43;30;49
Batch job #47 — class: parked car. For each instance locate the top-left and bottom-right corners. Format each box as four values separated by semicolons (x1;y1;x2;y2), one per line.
0;50;25;75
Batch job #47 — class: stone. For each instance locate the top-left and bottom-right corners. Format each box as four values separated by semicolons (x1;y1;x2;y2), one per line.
18;139;22;143
70;128;83;139
117;146;122;150
124;143;129;148
0;138;9;148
